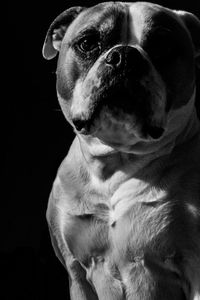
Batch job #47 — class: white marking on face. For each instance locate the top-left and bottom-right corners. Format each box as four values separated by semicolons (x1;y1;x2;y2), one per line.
71;80;91;119
93;107;141;144
128;3;147;45
70;59;103;121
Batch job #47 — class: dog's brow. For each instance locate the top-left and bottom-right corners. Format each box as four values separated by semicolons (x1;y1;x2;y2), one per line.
73;5;126;36
75;27;99;38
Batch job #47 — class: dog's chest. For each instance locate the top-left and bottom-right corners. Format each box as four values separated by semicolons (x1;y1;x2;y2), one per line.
61;173;200;297
64;181;173;267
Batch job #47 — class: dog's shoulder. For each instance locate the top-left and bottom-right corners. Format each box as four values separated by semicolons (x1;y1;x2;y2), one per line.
47;136;109;222
48;138;88;205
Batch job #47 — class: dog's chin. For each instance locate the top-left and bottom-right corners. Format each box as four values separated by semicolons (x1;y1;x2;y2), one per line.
75;107;165;152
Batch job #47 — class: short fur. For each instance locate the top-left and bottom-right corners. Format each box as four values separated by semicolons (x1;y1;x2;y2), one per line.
43;2;200;299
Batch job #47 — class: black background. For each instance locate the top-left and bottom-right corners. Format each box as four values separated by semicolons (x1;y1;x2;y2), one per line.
4;1;200;299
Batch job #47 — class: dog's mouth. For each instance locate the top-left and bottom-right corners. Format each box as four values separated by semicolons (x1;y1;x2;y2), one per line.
72;82;165;142
73;77;164;140
73;110;165;152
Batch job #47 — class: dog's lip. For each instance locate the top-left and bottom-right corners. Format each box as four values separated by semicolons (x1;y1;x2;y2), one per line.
76;127;93;135
73;101;106;134
72;117;94;134
74;116;165;144
73;77;153;134
74;119;98;135
76;119;165;142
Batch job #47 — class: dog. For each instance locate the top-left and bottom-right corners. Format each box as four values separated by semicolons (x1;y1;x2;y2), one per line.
42;2;200;299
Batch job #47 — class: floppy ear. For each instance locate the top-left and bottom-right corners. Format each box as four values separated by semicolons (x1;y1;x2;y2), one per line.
42;6;85;60
175;10;200;65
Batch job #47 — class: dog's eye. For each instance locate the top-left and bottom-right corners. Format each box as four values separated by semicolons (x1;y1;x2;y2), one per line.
77;34;100;53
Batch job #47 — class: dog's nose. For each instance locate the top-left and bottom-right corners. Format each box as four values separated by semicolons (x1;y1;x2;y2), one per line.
147;126;165;139
105;46;148;74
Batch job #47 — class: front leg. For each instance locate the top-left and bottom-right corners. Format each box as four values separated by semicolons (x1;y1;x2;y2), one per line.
65;258;99;300
47;196;99;300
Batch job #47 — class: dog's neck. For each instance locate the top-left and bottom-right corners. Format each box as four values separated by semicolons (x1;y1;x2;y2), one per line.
77;92;200;191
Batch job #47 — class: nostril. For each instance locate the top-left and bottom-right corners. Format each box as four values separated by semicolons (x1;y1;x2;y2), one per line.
72;118;87;131
148;126;165;139
106;50;122;67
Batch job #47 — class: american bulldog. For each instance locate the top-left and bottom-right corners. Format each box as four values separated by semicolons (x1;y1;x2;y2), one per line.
42;2;200;299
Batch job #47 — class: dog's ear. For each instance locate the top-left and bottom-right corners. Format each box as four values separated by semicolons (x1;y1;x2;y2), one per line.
42;6;85;60
175;10;200;65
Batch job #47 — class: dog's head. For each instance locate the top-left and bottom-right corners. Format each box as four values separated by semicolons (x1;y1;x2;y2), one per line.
43;2;200;153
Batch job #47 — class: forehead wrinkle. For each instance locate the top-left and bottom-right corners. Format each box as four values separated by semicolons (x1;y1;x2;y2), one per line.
67;3;127;40
74;14;116;37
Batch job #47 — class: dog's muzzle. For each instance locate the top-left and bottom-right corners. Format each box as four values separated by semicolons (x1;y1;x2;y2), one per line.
72;46;150;130
71;45;166;141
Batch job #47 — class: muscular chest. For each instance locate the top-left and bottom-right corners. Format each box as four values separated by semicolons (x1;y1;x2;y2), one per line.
63;184;180;267
55;164;199;267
